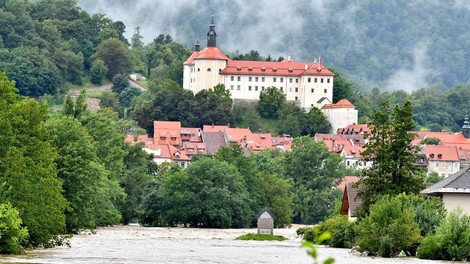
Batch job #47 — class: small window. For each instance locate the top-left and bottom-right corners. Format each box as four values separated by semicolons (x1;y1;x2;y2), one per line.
315;78;318;83
207;68;211;72
321;78;324;83
197;68;200;72
295;87;298;92
273;77;277;82
327;78;330;83
296;79;299;83
280;87;283;91
255;77;259;82
261;67;266;72
249;77;252;81
255;86;258;91
289;88;292;92
261;77;265;82
171;136;176;140
237;76;241;81
311;88;314;93
262;86;265;91
230;85;234;90
280;78;284;82
237;85;240;91
160;136;166;140
237;66;241;71
324;89;327;93
230;76;234;81
435;162;439;168
289;78;293;83
248;67;253;71
308;77;311;83
248;86;252;91
295;96;298;101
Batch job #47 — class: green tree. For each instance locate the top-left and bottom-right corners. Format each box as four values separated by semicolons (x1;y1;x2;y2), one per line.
131;26;144;49
258;86;285;118
257;172;293;227
305;107;331;135
420;137;441;145
0;203;28;254
355;194;422;257
90;59;108;85
52;48;84;85
331;68;357;103
111;73;129;94
46;116;105;232
119;87;141;109
241;107;263;132
418;209;470;261
99;91;121;115
0;88;67;247
358;100;423;213
120;143;153;224
95;38;131;80
284;137;344;224
159;158;251;228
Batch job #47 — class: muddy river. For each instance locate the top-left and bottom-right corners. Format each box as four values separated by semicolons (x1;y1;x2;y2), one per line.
0;225;450;264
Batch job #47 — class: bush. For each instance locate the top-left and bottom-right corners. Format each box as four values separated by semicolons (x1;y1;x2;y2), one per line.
297;215;355;248
0;203;28;254
236;233;286;241
355;194;422;257
417;209;470;260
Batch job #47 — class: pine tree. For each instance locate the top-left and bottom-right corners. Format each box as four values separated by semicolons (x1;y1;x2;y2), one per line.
358;99;423;214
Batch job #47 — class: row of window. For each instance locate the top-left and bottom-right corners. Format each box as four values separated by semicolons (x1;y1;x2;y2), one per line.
229;85;329;94
228;76;330;84
434;161;459;169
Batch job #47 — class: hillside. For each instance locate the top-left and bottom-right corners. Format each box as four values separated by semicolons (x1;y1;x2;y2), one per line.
77;0;470;91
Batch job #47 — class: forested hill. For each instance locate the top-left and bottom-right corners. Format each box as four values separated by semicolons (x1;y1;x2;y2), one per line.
77;0;470;91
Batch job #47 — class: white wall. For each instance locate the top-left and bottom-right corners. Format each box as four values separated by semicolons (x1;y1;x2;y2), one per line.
427;161;460;178
443;193;470;215
322;108;358;133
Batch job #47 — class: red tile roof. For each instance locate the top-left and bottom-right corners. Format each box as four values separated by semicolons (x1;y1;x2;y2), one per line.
424;145;460;161
414;132;470;149
203;125;229;133
183;50;202;65
153;121;182;146
337;124;370;135
336;176;360;190
195;47;230;61
183;142;207;156
322;99;356;109
220;59;334;77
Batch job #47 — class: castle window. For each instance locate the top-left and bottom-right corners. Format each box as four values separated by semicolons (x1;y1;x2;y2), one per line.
289;88;292;92
296;78;299;83
237;76;241;81
308;77;311;83
311;88;314;93
261;67;266;72
207;68;211;72
230;85;234;90
295;87;298;92
327;78;330;83
280;78;284;82
288;68;293;73
255;86;258;91
280;87;283;91
273;68;277;72
237;85;240;91
248;86;252;91
262;86;265;91
273;77;277;82
324;89;327;93
295;96;298;101
290;78;293;83
315;78;318;83
255;77;259;82
261;77;265;82
248;67;253;71
231;76;234;81
237;66;241;71
249;77;252;81
321;78;324;83
198;68;200;72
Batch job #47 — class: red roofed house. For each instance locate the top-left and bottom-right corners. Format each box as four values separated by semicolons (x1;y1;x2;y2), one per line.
183;16;334;111
424;145;461;178
321;99;358;133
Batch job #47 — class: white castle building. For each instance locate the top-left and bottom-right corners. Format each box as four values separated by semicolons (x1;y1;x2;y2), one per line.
183;17;335;110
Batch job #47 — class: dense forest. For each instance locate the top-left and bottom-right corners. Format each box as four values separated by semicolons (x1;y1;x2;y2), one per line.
77;0;470;91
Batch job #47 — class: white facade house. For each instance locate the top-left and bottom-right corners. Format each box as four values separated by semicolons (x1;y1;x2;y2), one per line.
321;99;359;133
183;17;334;111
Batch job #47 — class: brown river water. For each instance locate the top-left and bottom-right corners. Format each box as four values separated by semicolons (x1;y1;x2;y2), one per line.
0;225;451;264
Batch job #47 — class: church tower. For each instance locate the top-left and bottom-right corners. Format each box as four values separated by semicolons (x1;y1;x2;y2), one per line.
207;15;217;47
463;115;470;139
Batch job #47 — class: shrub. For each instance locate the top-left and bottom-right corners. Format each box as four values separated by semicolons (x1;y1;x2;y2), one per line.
355;194;422;257
0;203;28;254
417;208;470;260
236;233;286;241
297;215;355;248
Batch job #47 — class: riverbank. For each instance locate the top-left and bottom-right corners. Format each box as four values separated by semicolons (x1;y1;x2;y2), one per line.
0;225;448;264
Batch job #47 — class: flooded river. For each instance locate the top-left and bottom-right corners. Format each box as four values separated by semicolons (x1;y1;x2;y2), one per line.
0;225;450;264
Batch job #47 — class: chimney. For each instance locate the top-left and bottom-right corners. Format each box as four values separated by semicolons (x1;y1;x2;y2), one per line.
287;56;291;62
305;63;308;70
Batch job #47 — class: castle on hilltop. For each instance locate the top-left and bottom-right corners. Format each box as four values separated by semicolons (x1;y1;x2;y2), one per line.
183;16;335;111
